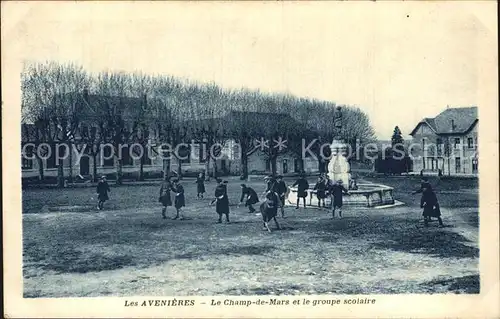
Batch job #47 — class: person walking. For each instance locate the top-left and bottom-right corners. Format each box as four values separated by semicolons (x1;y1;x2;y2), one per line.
292;173;309;209
239;184;259;214
172;179;186;220
329;179;349;218
213;178;230;223
413;178;444;227
158;175;173;219
195;172;206;199
275;175;288;217
96;176;110;210
313;176;327;208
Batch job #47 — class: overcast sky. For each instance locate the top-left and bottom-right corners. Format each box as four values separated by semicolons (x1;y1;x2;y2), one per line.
3;2;490;139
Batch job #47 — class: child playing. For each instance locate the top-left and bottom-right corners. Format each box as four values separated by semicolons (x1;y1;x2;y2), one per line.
172;179;186;220
96;176;110;210
329;179;349;218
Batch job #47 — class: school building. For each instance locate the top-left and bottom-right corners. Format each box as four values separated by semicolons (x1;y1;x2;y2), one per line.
409;106;478;176
21;92;320;181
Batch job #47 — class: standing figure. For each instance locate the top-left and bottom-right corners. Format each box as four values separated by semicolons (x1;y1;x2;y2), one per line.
213;178;230;223
195;172;206;199
259;190;281;232
240;184;259;214
172;179;186;220
313;176;327;208
265;175;277;193
159;175;172;219
412;178;444;227
292;173;309;209
329;179;349;218
275;175;288;217
96;176;110;210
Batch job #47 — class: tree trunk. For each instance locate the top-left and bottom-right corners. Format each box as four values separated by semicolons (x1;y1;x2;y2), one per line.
115;156;123;185
138;154;145;181
176;157;182;179
270;156;277;175
92;153;98;182
204;156;211;180
36;156;44;181
57;160;65;188
240;153;248;180
212;159;219;179
163;158;171;179
68;142;73;183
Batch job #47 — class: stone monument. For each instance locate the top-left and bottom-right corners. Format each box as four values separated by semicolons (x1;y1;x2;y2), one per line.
327;106;351;187
328;139;351;187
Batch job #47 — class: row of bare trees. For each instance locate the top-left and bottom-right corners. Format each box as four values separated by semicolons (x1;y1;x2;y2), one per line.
21;61;375;186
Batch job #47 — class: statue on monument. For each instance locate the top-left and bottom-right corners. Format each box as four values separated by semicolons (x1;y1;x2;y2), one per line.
327;106;352;188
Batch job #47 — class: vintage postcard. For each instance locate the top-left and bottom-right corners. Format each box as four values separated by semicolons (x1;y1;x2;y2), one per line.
2;1;499;318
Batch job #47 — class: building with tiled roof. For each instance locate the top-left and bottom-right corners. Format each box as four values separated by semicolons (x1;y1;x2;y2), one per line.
409;106;478;176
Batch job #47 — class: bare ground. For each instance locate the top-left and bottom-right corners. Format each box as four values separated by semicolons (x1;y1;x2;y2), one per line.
22;176;479;297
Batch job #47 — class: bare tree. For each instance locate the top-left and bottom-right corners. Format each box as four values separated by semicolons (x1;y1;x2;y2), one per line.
21;61;91;186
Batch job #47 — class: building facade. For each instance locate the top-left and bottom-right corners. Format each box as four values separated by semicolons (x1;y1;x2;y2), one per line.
21;92;320;181
409;106;478;176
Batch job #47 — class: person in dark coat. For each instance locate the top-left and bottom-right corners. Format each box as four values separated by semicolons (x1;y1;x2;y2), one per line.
240;184;259;213
213;178;230;223
412;178;444;227
260;191;281;232
313;176;327;208
275;175;288;217
195;172;206;199
172;179;186;220
292;174;309;209
159;175;173;219
420;184;443;227
264;175;276;192
329;179;349;218
96;176;110;210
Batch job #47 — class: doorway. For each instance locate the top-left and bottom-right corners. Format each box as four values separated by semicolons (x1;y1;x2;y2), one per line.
80;156;90;175
282;159;288;174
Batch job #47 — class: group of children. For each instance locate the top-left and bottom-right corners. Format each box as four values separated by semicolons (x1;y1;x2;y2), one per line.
94;172;444;227
294;173;351;218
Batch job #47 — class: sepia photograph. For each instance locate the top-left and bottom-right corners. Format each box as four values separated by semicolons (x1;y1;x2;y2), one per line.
2;1;498;318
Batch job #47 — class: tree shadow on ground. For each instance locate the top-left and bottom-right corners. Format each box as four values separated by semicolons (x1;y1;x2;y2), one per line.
371;229;479;258
24;245;136;274
422;275;480;294
175;244;276;260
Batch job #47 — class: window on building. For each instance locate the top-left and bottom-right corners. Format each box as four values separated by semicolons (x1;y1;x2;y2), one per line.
120;145;133;166
22;145;34;170
428;157;435;170
472;159;478;173
22;156;33;170
45;144;57;169
265;159;271;171
467;137;474;149
436;138;443;155
454;138;461;149
294;159;301;173
103;146;114;167
198;144;206;163
455;157;461;173
178;146;191;164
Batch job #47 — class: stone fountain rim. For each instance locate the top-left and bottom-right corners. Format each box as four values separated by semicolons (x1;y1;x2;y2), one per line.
288;183;394;194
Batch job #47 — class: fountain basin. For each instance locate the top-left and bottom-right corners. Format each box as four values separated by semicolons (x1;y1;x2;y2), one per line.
287;183;395;208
